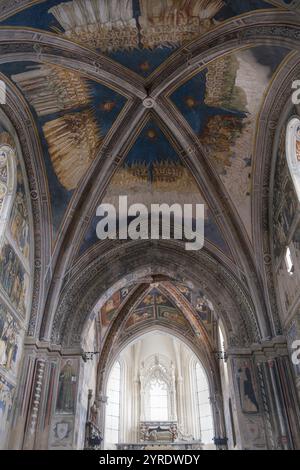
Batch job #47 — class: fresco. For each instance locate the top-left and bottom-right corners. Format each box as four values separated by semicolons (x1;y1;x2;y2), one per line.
175;282;216;340
0;1;278;78
0;62;128;235
171;47;290;238
125;307;155;329
0;305;23;375
0;242;29;317
125;287;192;332
100;285;134;329
235;360;259;414
0;147;8;215
0;2;286;241
8;165;30;260
80;120;231;256
56;360;78;415
0;375;14;448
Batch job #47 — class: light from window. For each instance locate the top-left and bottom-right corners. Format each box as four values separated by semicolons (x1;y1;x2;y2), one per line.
195;362;214;445
285;246;294;275
286;117;300;202
105;361;121;445
148;378;169;421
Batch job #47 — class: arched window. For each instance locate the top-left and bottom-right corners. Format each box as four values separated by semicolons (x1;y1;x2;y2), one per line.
147;376;169;421
286;117;300;202
141;355;175;422
0;143;16;240
105;361;121;446
194;361;214;445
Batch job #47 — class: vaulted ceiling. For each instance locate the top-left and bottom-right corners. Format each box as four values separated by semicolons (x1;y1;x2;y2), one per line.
1;0;300;341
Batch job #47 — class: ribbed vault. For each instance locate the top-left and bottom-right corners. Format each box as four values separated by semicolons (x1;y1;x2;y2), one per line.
0;5;299;345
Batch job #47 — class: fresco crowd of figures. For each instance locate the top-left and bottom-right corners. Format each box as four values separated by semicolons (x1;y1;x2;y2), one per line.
0;136;31;449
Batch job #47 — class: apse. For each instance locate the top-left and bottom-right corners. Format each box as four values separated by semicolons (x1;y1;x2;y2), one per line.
104;331;215;450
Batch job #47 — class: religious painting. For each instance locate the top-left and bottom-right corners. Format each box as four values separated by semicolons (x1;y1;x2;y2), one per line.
100;286;132;327
243;415;267;449
125;307;154;330
8;59;127;235
194;291;213;324
138;0;224;49
12;65;92;117
0;375;14;449
235;360;259;414
171;47;290;239
56;360;78;415
49;0;139;52
0;146;8;215
9;185;30;260
96;120;230;257
175;283;192;302
0;243;28;316
47;0;224;52
43;111;101;191
157;306;189;328
0;305;23;374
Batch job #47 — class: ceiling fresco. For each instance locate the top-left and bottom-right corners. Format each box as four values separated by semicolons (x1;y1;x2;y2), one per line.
0;1;279;78
170;46;291;238
0;61;127;235
0;0;293;255
97;284;216;342
79;119;232;256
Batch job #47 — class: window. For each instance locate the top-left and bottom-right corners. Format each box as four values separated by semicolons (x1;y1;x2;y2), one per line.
286;117;300;202
105;361;121;445
0;144;16;239
285;246;295;275
195;362;214;445
141;355;174;423
147;378;169;421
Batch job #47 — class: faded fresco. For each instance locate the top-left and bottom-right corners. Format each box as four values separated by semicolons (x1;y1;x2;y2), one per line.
4;62;127;233
1;1;278;77
0;1;285;237
0;305;23;375
0;147;8;215
0;131;32;450
0;243;28;317
0;375;14;448
124;287;192;332
175;282;216;339
56;360;78;415
235;360;259;415
81;120;231;256
9;165;30;260
171;47;290;239
100;286;134;329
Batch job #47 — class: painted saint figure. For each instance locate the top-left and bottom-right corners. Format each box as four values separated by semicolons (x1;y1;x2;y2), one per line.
237;363;259;414
56;361;77;414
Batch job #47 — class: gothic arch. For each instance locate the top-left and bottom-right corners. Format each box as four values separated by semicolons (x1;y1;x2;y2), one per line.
49;240;261;349
0;10;298;343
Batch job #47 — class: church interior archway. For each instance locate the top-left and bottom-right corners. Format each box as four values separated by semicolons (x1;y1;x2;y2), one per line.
0;0;300;452
104;331;215;450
